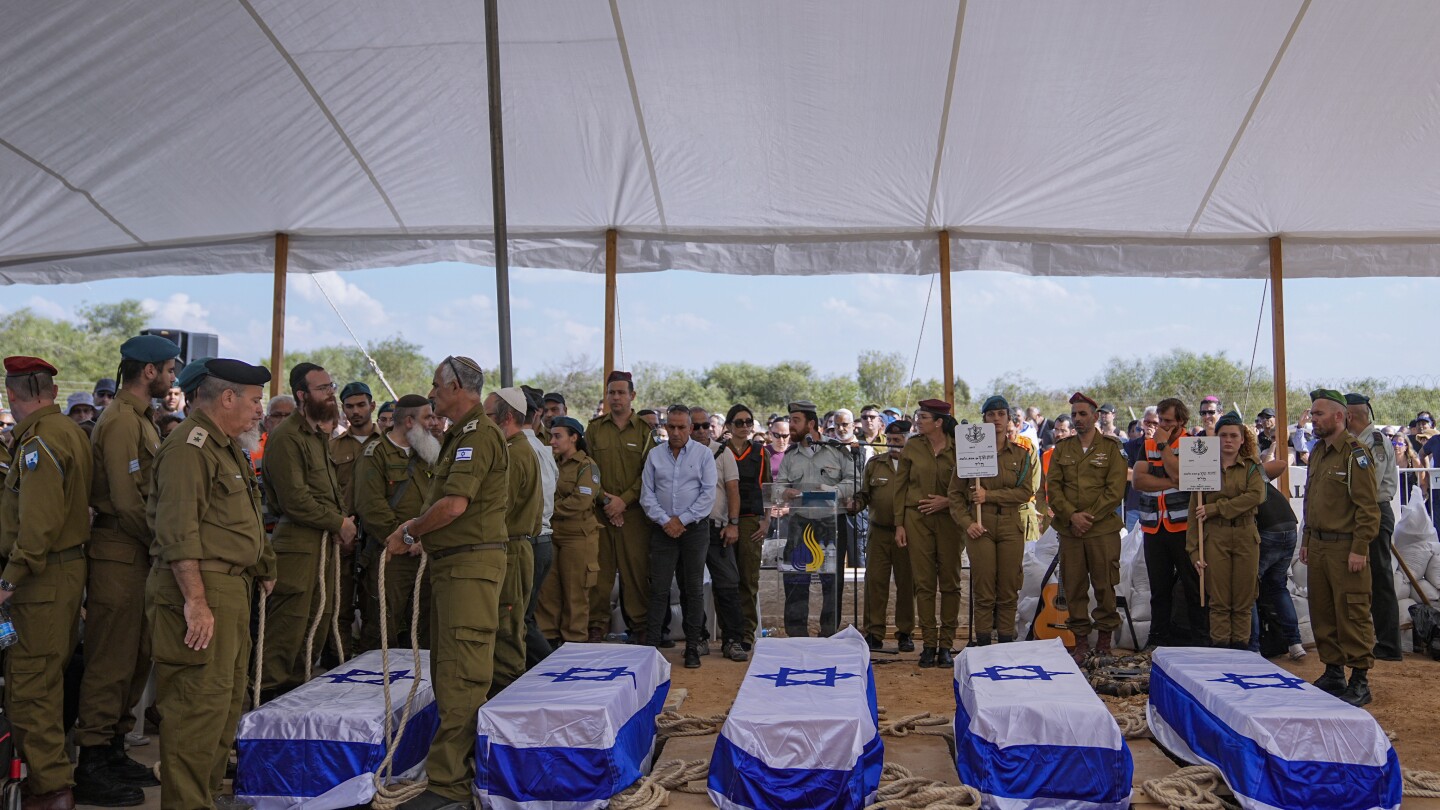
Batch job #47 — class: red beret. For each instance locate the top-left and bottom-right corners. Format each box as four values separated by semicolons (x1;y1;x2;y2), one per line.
607;370;633;384
917;398;951;416
1069;391;1098;409
4;356;58;376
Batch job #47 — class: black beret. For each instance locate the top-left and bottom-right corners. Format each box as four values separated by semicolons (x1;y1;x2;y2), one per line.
543;392;566;406
206;359;272;387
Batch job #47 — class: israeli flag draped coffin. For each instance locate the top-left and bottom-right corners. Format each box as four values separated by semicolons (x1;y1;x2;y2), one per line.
953;638;1132;809
235;649;439;810
474;643;670;810
708;626;883;810
1148;648;1401;810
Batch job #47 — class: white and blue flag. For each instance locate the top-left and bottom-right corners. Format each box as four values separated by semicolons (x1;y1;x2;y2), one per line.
474;643;670;810
1148;648;1401;810
235;649;438;810
708;626;882;810
954;638;1132;809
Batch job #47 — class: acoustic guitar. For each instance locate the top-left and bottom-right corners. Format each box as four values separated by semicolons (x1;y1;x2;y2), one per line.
1028;551;1076;647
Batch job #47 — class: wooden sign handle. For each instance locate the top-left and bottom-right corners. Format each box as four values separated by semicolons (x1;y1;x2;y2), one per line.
1197;501;1207;607
974;478;982;530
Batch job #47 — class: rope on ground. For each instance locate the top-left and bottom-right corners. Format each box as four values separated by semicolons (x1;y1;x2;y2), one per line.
610;758;712;810
370;546;431;810
880;712;954;738
868;763;981;810
655;711;727;739
1101;695;1149;739
1140;765;1237;810
1404;769;1440;798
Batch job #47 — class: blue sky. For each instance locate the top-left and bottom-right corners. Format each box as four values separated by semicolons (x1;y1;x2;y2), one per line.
1;263;1431;391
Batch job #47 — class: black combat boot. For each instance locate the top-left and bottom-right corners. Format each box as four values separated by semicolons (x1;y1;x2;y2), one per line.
896;632;915;652
72;747;144;807
1340;668;1372;707
105;737;159;787
1313;664;1346;696
936;647;954;667
918;646;937;668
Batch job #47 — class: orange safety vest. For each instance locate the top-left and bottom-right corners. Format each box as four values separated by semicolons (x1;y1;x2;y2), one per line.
1138;430;1188;533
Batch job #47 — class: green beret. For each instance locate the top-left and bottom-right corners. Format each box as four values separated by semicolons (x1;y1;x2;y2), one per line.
176;357;215;394
981;395;1009;414
119;335;181;364
377;400;397;415
1216;410;1244;430
1309;388;1346;406
1344;392;1370;406
340;381;372;401
552;416;586;436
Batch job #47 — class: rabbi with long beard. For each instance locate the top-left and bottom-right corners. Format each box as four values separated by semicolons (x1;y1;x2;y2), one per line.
353;394;443;650
256;363;359;700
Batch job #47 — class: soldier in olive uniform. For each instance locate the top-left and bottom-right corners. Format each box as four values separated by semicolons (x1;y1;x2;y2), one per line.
486;387;542;693
75;335;181;803
1187;412;1267;648
330;382;379;654
855;420;915;652
1345;392;1403;661
894;399;963;668
146;359;275;810
1304;389;1381;706
354;394;437;649
586;371;657;643
259;363;358;696
537;416;603;644
1;356;95;810
949;395;1041;646
383;356;509;809
1046;392;1129;662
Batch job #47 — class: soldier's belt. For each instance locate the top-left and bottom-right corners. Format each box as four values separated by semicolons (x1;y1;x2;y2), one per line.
529;533;552;545
1315;530;1354;542
507;534;533;544
1210;515;1255;528
428;542;507;560
46;546;86;564
153;559;248;576
92;514;122;531
978;503;1013;516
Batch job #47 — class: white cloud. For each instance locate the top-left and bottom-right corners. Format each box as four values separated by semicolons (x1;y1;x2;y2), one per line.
25;295;69;320
141;293;216;333
294;272;389;330
821;297;863;319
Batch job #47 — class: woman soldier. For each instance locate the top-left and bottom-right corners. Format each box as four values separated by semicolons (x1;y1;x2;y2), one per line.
1189;411;1267;649
537;416;604;646
949;395;1040;645
894;399;963;668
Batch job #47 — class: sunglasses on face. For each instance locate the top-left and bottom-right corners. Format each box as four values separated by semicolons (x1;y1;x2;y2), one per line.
731;418;754;427
1200;410;1218;416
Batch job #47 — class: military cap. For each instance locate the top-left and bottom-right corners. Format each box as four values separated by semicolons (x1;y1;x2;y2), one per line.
176;357;215;394
787;400;819;416
3;356;58;376
981;395;1010;414
495;387;527;414
66;392;95;414
93;378;117;396
1099;402;1117;414
203;358;272;387
1216;411;1245;430
552;415;586;436
917;399;951;416
1418;412;1435;425
119;334;182;364
606;370;633;384
1069;391;1099;409
395;394;430;409
520;384;544;412
1309;388;1346;406
340;381;372;401
543;392;566;406
377;400;397;415
1258;407;1277;418
1344;393;1371;406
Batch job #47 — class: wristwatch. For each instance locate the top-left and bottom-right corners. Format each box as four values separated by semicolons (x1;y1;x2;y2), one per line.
727;518;740;526
402;522;418;546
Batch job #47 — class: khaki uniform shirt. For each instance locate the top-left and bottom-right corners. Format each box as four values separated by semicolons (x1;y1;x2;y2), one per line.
1045;433;1128;537
1304;432;1380;557
504;431;543;538
420;403;509;553
948;439;1041;530
261;410;344;534
893;432;956;527
1;404;93;585
147;409;274;576
856;454;904;529
553;451;603;538
90;390;162;542
1352;422;1398;502
353;435;432;541
330;429;379;516
1186;457;1267;556
586;412;655;508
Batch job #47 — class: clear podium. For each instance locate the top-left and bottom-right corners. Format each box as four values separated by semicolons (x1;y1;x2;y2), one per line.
761;484;838;578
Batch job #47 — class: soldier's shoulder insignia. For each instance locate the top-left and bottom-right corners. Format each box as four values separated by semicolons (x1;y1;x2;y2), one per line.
592;469;601;484
1351;445;1370;468
23;450;39;470
463;420;478;433
455;447;474;462
363;443;378;457
186;426;209;448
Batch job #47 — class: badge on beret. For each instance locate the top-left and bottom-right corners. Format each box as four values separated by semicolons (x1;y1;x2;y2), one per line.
455;448;473;462
187;426;209;448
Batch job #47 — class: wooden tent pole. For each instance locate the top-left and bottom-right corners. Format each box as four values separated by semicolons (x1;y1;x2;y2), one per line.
270;233;288;398
939;229;955;407
1270;235;1289;494
603;229;618;410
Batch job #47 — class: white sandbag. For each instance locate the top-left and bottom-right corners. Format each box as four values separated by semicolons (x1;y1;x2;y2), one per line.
1299;619;1314;647
1290;558;1308;598
1014;596;1039;640
1394;571;1412;603
1397;543;1433;587
1394;492;1438;551
1292;596;1308;625
1398;598;1416;629
1034;527;1059;566
1426;546;1440;588
1116;620;1151;652
1020;548;1050;601
1418;580;1440;604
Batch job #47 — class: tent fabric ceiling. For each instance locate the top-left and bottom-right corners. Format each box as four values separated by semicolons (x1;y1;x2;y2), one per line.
4;0;1440;285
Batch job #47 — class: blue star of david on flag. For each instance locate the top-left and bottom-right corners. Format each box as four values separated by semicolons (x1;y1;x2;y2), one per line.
320;668;415;685
539;666;637;688
1208;672;1306;690
970;664;1072;682
753;666;859;687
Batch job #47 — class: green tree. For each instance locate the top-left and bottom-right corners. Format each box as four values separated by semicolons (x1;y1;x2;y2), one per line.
857;351;907;406
277;336;436;403
0;300;149;395
524;355;604;419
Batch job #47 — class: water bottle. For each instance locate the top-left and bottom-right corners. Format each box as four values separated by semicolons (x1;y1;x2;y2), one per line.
760;627;778;638
0;603;17;650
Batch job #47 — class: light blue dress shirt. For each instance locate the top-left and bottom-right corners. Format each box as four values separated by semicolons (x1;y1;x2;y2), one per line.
640;438;717;527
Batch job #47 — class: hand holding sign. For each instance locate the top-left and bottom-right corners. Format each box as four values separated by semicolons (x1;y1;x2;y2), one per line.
1179;435;1220;604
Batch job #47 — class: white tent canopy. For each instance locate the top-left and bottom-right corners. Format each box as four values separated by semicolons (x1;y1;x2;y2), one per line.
4;0;1440;285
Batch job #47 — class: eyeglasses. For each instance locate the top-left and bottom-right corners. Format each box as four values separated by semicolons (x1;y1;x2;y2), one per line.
692;423;709;430
444;356;464;388
862;413;881;420
309;383;338;394
731;418;755;427
1199;410;1218;416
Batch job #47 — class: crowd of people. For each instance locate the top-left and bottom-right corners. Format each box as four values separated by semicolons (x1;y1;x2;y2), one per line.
0;342;1426;810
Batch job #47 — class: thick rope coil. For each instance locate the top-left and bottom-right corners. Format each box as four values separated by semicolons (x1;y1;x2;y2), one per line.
869;763;982;810
303;532;347;682
1141;765;1237;810
609;776;669;810
1101;695;1150;739
655;711;727;739
1403;769;1440;798
610;758;712;810
370;546;430;810
880;712;954;738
